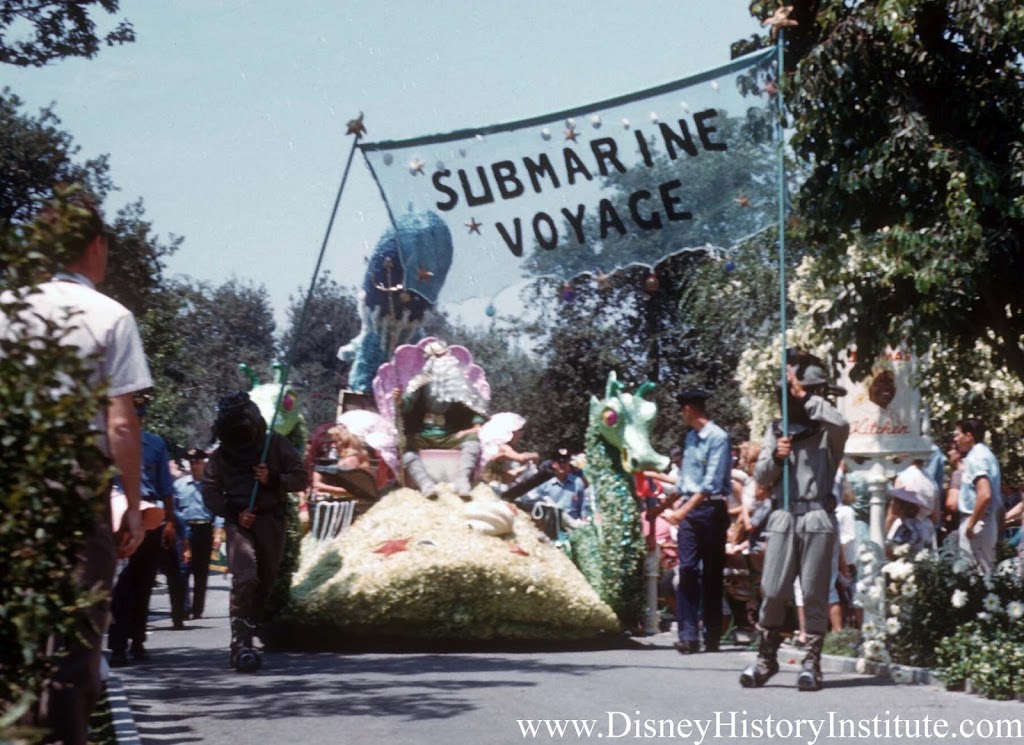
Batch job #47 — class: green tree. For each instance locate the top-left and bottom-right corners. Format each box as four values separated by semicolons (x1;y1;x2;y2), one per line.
162;279;278;449
0;88;113;227
743;0;1024;384
0;0;134;67
279;273;361;429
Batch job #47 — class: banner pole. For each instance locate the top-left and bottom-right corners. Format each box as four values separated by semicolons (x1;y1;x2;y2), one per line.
249;115;366;511
776;29;790;512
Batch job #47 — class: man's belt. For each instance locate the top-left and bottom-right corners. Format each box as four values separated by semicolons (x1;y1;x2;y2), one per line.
788;499;829;516
681;493;728;502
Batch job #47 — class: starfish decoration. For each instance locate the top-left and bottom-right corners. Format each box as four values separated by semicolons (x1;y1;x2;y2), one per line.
735;194;752;209
762;78;778;98
593;271;612;291
509;544;530;557
409;158;425;175
762;6;797;39
416;266;434;282
564;127;579;143
345;111;367;139
466;217;482;234
374;537;411;557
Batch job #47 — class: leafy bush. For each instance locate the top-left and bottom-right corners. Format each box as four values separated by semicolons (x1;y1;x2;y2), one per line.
0;187;111;736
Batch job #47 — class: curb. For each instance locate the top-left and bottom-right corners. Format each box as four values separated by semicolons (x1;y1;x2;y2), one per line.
818;653;936;685
105;675;141;745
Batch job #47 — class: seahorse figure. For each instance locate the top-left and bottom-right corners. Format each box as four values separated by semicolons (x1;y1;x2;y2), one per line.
239;361;307;452
570;371;669;627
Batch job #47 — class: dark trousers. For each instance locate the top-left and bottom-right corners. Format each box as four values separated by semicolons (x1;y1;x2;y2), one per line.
31;510;116;745
108;525;185;650
675;500;728;645
182;522;214;618
226;515;287;623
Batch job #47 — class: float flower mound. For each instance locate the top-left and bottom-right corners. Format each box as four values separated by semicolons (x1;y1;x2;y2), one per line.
288;486;620;642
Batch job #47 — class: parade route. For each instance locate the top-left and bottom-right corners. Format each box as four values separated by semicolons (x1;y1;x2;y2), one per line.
112;574;1024;745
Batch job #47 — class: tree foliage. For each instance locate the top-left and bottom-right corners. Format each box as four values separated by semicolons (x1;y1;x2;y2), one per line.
157;279;277;449
744;0;1024;385
0;88;113;228
0;0;134;67
279;273;361;430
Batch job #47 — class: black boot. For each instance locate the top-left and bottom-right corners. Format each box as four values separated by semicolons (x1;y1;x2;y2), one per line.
230;617;261;673
739;628;782;688
796;634;824;691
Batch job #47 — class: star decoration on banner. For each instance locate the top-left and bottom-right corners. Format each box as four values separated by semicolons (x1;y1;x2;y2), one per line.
374;537;411;557
417;266;435;281
509;544;530;557
466;217;483;234
409;158;425;175
565;127;579;142
345;111;366;139
735;194;752;208
763;6;797;38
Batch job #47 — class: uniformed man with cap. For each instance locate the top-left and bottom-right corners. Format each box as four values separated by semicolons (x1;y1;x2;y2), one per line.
660;388;731;654
172;447;223;621
740;351;849;691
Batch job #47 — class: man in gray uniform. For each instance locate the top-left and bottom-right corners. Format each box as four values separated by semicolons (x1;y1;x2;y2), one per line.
740;353;849;691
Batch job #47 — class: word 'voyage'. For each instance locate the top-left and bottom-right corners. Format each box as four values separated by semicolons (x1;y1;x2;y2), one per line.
431;108;729;257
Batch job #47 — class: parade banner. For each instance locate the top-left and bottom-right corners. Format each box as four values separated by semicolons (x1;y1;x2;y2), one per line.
358;48;777;304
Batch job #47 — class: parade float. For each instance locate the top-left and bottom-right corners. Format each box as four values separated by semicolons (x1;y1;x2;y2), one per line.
279;338;668;644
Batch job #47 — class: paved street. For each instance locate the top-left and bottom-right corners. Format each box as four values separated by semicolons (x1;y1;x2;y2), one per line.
116;573;1024;745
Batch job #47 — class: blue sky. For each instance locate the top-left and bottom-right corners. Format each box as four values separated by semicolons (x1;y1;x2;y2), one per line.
6;0;764;328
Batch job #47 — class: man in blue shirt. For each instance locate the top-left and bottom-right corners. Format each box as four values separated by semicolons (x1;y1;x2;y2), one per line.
661;389;731;654
531;447;591;521
174;447;224;620
954;418;1002;574
108;395;185;665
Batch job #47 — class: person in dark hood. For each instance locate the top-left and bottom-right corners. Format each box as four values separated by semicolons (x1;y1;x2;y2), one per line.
202;391;307;670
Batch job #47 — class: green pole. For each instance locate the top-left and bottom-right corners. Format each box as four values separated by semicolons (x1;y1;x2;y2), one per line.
776;28;790;511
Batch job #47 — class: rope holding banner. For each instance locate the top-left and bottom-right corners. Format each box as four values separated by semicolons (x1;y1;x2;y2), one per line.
248;113;366;511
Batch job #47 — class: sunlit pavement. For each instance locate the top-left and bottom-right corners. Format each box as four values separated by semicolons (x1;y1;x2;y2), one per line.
114;573;1023;745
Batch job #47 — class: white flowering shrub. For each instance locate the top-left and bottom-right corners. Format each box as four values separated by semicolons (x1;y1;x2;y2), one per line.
856;537;1024;698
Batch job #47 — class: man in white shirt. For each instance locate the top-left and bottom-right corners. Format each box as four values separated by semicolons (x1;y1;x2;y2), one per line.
5;193;151;744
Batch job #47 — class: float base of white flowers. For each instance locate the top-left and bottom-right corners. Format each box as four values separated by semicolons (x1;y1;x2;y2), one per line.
287;485;621;642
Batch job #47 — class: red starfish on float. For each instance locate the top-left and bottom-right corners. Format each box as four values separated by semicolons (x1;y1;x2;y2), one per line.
374;537;412;557
509;544;530;557
466;217;482;234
